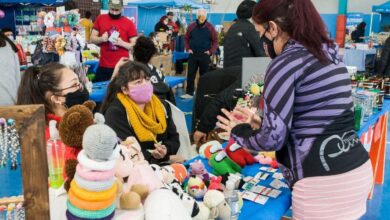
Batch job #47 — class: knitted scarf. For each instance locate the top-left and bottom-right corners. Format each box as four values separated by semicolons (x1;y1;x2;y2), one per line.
117;93;167;142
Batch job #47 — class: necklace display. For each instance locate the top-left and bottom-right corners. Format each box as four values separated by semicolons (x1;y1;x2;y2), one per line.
0;118;21;170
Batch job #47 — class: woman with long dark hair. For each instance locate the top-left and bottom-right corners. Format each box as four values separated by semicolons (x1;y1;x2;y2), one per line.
0;31;20;105
217;0;372;218
101;61;179;164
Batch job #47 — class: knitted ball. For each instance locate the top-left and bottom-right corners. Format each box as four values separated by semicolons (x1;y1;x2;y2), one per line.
120;191;141;210
82;114;118;162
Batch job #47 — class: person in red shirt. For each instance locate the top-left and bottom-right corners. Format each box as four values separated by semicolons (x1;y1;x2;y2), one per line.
167;12;179;36
90;0;137;82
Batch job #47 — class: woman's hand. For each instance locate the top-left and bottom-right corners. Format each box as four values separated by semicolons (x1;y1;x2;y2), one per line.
216;107;262;134
193;130;207;145
111;57;130;80
151;142;167;159
216;108;243;135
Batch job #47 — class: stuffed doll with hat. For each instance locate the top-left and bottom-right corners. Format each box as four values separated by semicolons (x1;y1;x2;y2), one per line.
66;113;119;220
59;101;96;191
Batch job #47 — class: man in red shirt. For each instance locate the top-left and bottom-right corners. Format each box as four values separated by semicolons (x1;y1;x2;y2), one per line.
90;0;137;82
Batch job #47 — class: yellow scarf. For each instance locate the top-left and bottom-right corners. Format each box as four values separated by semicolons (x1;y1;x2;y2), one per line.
117;93;167;142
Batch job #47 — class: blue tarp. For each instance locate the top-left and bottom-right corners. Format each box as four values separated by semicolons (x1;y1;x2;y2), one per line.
127;0;209;9
0;0;68;5
373;1;390;13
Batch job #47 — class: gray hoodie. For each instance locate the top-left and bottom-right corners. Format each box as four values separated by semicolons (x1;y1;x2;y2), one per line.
0;42;20;106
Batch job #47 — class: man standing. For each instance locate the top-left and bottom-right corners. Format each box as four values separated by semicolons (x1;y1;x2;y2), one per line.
90;0;137;82
182;9;217;99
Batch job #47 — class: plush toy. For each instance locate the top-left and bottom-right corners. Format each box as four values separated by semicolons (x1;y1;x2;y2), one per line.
55;35;66;55
67;114;119;220
225;139;255;167
170;163;188;184
208;176;223;191
255;154;278;168
202;190;231;220
44;11;55;28
59;101;96;191
144;189;192;220
189;160;210;181
187;176;207;199
199;141;223;160
114;144;148;210
209;151;242;176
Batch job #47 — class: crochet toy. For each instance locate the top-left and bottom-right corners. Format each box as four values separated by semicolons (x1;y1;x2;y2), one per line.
202;190;231;220
114;144;149;210
44;11;55;28
59;101;96;191
198;141;223;160
189;160;210;182
209;151;242;176
144;189;192;220
225;139;255;167
255;152;278;168
55;35;66;56
187;176;207;199
66;113;119;220
208;176;224;191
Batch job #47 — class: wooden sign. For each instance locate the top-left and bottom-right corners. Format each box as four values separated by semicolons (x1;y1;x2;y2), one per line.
0;105;49;220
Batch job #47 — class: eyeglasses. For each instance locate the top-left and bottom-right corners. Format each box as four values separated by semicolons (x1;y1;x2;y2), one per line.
55;82;83;96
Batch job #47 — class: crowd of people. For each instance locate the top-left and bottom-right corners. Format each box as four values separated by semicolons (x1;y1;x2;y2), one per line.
0;0;380;218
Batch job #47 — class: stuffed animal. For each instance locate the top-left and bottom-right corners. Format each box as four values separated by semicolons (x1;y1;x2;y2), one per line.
187;176;207;199
55;35;66;56
199;141;223;159
255;154;278;168
59;101;96;191
209;151;241;176
208;176;223;191
66;113;119;220
225;140;255;167
115;144;148;210
189;160;210;182
202;190;231;220
144;189;192;220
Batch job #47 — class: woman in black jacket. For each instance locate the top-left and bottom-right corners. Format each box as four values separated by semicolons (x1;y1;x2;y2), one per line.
101;61;179;164
155;16;169;32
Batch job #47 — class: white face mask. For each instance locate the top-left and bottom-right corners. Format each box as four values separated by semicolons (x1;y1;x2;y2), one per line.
7;36;14;41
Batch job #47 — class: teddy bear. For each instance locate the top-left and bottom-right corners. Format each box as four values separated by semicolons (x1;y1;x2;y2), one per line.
59;101;96;191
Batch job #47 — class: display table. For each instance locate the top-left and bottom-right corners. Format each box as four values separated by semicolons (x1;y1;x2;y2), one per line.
172;51;190;64
89;76;187;103
184;155;292;220
343;48;377;71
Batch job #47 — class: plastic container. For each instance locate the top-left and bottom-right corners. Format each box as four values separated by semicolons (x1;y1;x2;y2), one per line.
224;180;240;220
46;120;65;189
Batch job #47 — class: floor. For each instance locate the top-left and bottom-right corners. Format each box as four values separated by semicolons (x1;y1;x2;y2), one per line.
0;88;388;219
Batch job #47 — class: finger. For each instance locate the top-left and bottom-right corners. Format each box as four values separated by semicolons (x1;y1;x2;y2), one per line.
216;115;231;126
216;121;229;132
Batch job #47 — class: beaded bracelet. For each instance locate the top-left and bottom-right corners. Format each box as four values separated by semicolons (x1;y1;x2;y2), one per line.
67;201;115;219
70;180;117;202
76;164;115;181
74;174;115;192
68;189;115;211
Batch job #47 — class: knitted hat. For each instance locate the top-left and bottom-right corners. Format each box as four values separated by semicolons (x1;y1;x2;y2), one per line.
82;113;118;162
236;0;256;19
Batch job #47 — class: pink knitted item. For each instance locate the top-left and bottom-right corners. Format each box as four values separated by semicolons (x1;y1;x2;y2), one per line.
76;163;115;181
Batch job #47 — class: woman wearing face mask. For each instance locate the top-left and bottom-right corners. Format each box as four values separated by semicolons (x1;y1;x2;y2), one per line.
154;16;170;33
217;0;372;219
101;61;179;164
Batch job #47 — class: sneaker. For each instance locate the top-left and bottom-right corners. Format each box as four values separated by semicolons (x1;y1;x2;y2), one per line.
180;94;193;99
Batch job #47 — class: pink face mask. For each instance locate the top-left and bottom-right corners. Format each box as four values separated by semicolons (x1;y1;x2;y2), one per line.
128;82;153;104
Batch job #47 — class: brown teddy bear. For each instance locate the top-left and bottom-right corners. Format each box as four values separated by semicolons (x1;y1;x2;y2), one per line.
59;101;96;191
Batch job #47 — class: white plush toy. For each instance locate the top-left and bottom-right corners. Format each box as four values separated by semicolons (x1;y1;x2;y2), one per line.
202;190;231;220
144;189;192;220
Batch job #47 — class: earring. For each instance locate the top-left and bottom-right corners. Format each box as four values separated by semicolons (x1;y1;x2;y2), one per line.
0;118;8;167
7;119;20;170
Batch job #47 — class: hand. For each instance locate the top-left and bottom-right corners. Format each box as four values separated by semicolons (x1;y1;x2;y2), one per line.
193;130;207;145
204;51;210;55
151;143;167;160
232;106;262;129
111;57;130;80
101;32;109;42
216;108;242;135
113;37;124;47
188;49;193;54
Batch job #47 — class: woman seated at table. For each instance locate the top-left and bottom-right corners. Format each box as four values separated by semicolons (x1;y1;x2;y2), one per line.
101;61;179;164
217;0;372;219
133;36;175;104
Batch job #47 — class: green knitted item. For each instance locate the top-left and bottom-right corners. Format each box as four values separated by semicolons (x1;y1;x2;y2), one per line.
209;151;241;176
67;200;115;219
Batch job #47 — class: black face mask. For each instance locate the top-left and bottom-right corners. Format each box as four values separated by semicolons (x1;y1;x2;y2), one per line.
64;88;89;108
261;34;277;59
109;12;122;20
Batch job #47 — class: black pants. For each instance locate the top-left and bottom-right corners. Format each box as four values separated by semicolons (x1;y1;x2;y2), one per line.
186;53;210;95
94;67;114;82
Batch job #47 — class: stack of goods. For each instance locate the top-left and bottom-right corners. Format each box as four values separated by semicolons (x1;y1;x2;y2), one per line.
66;114;119;220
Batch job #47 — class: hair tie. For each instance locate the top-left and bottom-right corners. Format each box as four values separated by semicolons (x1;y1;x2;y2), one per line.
69;180;117;202
66;201;115;219
68;189;115;211
77;150;116;171
74;173;115;192
76;164;115;182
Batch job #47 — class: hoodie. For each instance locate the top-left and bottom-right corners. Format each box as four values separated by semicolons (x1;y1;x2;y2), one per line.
231;40;369;187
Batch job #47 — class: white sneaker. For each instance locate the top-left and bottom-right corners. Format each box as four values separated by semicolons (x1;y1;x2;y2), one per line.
180;94;193;99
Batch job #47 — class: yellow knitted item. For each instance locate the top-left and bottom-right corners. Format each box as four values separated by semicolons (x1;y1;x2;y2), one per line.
68;189;115;211
117;93;167;142
70;180;117;202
